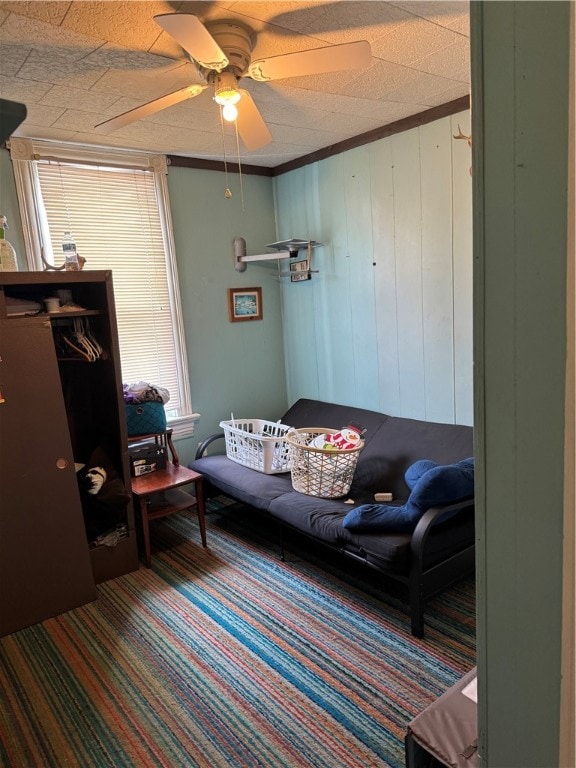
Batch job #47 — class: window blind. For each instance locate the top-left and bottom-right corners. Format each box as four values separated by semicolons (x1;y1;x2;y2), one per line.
37;161;181;414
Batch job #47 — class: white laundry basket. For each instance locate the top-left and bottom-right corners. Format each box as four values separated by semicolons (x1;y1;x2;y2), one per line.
219;419;292;474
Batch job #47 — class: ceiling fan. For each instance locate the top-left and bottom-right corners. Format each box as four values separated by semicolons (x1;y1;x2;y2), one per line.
95;13;372;151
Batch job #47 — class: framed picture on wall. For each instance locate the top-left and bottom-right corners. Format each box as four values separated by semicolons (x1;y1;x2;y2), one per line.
228;287;263;322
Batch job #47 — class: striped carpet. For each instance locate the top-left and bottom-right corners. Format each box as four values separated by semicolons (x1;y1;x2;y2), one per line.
0;497;475;768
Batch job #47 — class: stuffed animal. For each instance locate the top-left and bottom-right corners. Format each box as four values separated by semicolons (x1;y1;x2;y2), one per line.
77;446;131;540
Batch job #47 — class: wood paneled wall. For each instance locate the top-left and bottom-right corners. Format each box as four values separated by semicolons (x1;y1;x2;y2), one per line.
274;110;473;425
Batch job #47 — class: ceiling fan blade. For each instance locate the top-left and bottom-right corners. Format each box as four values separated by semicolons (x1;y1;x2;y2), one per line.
95;85;206;133
248;40;371;82
236;90;272;151
154;13;228;71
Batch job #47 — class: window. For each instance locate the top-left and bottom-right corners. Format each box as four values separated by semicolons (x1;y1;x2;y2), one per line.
10;139;195;435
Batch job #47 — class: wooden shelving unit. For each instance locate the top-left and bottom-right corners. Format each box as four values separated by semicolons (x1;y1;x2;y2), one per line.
0;271;139;636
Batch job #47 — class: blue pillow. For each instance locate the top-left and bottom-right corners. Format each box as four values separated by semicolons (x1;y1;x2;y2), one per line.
342;458;474;533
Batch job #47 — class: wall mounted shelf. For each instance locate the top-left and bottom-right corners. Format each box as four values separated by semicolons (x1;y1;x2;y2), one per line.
238;251;291;263
233;236;323;273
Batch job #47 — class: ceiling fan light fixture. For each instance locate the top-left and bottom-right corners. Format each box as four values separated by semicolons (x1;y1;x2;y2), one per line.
214;72;241;106
222;103;238;122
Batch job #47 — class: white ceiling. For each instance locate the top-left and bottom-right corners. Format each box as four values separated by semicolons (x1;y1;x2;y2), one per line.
0;1;470;168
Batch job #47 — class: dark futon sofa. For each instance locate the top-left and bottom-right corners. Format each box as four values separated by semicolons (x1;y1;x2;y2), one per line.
191;398;475;637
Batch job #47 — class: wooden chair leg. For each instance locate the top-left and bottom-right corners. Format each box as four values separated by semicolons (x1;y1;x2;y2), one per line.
139;497;152;568
195;477;207;547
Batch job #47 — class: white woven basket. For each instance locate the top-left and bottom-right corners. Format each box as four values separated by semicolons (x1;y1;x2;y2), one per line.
286;428;364;498
219;419;292;474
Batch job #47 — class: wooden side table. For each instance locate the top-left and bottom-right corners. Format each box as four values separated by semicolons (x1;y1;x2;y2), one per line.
131;463;206;568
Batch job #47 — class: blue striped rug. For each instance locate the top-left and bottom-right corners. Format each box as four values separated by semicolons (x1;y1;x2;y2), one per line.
0;498;475;767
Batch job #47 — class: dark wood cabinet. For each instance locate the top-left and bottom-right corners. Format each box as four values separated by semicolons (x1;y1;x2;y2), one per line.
0;271;139;636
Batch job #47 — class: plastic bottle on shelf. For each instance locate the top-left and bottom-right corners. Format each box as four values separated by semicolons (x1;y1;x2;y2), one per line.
0;215;18;272
62;230;80;271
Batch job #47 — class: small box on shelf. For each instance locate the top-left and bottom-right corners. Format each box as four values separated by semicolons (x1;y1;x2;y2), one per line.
129;441;167;476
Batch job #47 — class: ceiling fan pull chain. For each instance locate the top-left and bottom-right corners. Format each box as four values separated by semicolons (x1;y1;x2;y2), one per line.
219;107;232;199
234;121;245;212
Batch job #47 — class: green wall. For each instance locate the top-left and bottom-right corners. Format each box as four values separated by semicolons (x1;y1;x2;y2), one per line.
472;2;571;765
274;111;473;426
167;166;288;465
0;148;26;269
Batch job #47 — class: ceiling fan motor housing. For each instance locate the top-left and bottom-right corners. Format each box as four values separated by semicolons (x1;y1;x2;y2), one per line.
205;21;254;76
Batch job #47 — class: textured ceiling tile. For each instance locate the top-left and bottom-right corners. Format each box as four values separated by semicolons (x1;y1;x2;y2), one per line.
344;58;426;100
253;98;374;133
370;16;463;65
19;55;104;90
228;1;332;32
63;1;172;51
392;0;469;34
304;111;391;138
63;129;157;151
20;102;65;126
82;43;191;74
173;1;236;21
15;124;78;142
374;101;430;125
77;133;154;152
357;99;428;123
411;39;469;83
0;42;29;75
304;102;421;133
0;12;102;57
39;84;125;113
254;81;416;121
96;119;220;151
302;1;413;44
0;75;51;102
265;121;331;147
250;140;312;163
0;2;71;26
387;76;468;107
443;14;469;37
419;81;470;108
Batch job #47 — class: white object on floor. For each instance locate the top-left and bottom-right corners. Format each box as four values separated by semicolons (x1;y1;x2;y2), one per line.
462;676;478;703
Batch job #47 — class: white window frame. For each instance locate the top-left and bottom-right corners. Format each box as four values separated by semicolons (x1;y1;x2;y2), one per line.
9;137;197;437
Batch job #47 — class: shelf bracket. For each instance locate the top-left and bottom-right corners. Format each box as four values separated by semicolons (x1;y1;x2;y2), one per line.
233;236;247;272
233;236;323;272
233;236;290;271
